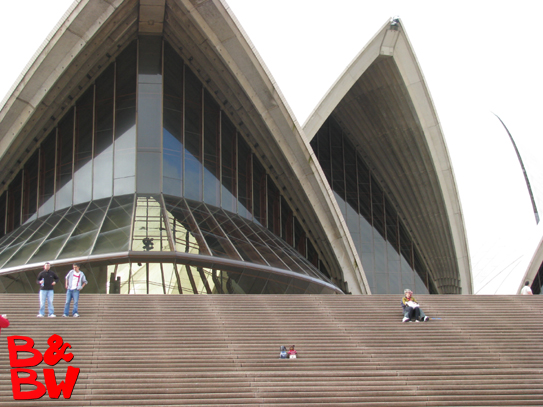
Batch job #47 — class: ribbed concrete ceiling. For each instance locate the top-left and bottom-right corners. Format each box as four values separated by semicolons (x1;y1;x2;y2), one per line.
333;56;460;293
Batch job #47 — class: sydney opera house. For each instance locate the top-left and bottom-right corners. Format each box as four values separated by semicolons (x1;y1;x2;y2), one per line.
0;0;472;296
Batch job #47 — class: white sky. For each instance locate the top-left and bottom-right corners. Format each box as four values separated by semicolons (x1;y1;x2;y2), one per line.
1;0;542;294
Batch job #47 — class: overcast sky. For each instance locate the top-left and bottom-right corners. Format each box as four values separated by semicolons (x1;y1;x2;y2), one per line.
1;0;542;294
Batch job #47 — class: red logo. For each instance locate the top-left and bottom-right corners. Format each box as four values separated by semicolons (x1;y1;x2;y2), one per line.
7;334;80;400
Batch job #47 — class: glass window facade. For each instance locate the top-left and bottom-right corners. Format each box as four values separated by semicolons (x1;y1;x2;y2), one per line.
0;36;341;295
0;194;338;295
311;117;437;294
0;258;337;295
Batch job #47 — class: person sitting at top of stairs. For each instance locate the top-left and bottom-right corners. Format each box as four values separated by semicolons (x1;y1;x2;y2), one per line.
402;288;429;322
288;345;297;359
520;281;533;295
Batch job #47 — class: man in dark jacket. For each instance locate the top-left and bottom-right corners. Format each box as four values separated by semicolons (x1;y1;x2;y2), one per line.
36;262;59;317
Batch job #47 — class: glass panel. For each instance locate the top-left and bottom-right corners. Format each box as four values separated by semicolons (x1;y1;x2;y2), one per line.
237;138;252;219
294;218;306;257
21;212;66;265
163;263;180;294
29;203;88;263
307;238;318;268
210;208;266;265
386;204;399;261
147;263;165;294
57;198;109;259
358;158;372;223
114;41;137;196
74;86;94;204
210;268;227;294
253;158;266;226
137;80;162;149
0;216;49;268
267;177;280;236
203;90;220;206
38;130;56;216
280;196;293;246
415;269;429;294
163;42;184;197
78;261;108;294
94;64;114;199
221;117;236;212
136;151;161;194
184;68;202;201
262;273;290;294
180;265;211;294
236;269;267;294
224;268;245;294
109;263;132;294
0;272;33;293
285;277;309;294
164;197;209;255
23;151;39;222
0;192;6;240
137;37;162;195
189;201;239;260
7;172;22;233
273;238;308;274
176;263;196;294
330;120;345;217
312;121;331;182
56;108;74;209
132;196;170;252
177;264;200;294
230;215;287;269
93;195;134;255
388;255;401;294
0;209;62;259
1;213;61;269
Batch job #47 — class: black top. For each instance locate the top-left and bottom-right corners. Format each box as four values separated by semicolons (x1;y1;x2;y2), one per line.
36;270;59;290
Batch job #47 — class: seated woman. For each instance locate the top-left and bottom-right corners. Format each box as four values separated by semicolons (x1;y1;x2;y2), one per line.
279;345;288;359
287;345;297;359
402;289;429;322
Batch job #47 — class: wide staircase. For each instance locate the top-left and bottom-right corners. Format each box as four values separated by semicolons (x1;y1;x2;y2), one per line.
0;294;541;406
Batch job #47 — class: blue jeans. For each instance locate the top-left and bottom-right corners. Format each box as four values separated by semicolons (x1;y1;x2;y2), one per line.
39;290;54;316
64;289;80;316
403;306;427;321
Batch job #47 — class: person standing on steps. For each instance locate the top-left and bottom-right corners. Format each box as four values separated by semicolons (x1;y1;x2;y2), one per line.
63;263;87;318
401;288;429;322
520;281;533;295
37;262;59;318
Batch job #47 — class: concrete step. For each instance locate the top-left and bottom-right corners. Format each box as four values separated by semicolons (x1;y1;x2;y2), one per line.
0;294;541;406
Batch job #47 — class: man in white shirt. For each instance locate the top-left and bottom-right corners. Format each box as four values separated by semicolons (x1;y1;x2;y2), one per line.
520;281;533;295
63;264;88;317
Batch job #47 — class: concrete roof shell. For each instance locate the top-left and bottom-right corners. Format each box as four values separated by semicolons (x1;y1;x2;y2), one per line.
517;223;543;294
304;19;472;294
0;0;371;294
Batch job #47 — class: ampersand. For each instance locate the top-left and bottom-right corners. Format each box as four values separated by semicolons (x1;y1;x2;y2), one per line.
43;334;73;366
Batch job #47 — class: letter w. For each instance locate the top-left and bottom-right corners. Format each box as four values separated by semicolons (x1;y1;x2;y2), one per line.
43;366;80;399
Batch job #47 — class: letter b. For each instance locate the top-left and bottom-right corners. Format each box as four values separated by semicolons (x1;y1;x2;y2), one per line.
7;336;43;368
10;369;46;400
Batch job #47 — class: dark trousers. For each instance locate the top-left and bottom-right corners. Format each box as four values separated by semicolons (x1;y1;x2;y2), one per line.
404;306;426;321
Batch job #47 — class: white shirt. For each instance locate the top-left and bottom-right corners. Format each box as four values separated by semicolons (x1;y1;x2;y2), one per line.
69;271;82;290
521;286;533;295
